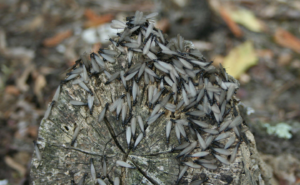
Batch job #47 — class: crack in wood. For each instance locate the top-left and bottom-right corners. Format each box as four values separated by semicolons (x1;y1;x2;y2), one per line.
131;159;160;185
53;144;108;157
104;117;126;154
103;138;114;155
89;121;106;142
132;150;174;157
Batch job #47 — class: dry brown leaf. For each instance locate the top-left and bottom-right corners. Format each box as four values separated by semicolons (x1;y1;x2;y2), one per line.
92;43;102;53
155;18;170;33
16;64;35;92
84;9;114;28
43;30;72;47
85;9;100;21
212;55;224;67
85;15;114;28
219;7;243;38
27;125;38;138
34;74;46;104
274;28;300;53
5;156;26;176
23;16;44;32
5;85;20;96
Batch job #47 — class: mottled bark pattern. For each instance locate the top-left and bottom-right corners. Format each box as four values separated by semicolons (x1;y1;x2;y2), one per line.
30;13;272;185
30;61;271;185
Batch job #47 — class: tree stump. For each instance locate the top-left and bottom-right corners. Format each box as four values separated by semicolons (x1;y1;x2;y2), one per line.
30;12;273;185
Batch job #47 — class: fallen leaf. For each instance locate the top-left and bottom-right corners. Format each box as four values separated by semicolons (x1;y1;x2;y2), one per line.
229;8;265;32
155;18;170;33
211;55;224;67
23;16;44;32
5;156;26;176
27;125;38;138
219;7;243;38
274;28;300;53
5;85;20;96
34;74;46;104
84;9;114;28
85;9;100;21
43;30;72;47
16;64;35;92
223;41;258;78
92;43;102;53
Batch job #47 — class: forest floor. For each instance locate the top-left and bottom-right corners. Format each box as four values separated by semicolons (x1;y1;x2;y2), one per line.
0;0;299;184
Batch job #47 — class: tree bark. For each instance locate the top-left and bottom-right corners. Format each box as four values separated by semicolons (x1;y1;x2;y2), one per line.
30;18;274;185
30;69;274;185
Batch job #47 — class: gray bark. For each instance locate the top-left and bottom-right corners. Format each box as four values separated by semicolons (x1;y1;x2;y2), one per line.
30;65;274;185
30;17;274;184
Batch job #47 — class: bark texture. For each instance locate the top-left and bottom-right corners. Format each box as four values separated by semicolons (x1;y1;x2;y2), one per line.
30;13;273;185
30;67;273;185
